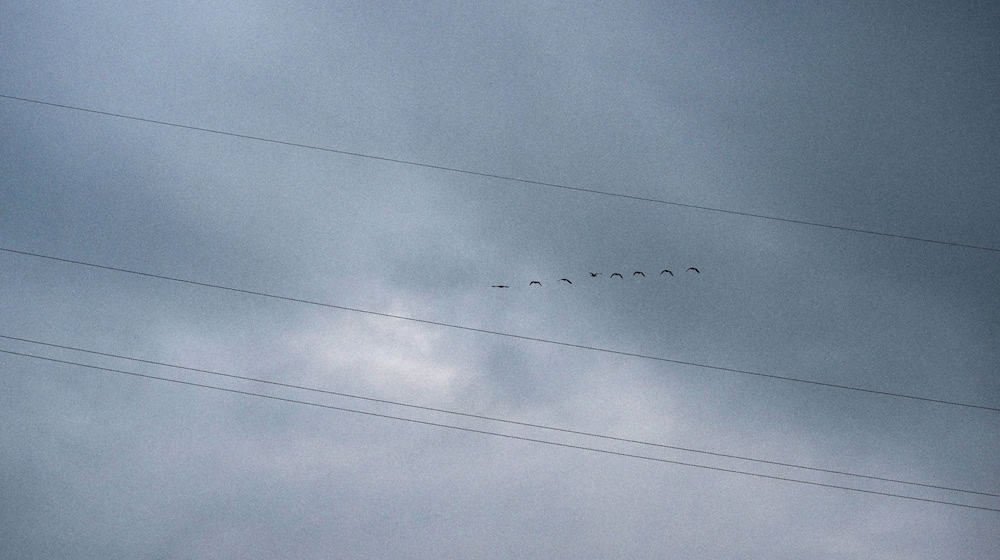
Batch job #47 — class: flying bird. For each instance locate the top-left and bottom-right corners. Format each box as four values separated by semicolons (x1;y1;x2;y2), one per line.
491;285;509;288
660;269;673;276
529;280;542;286
610;273;623;279
687;267;700;273
633;271;645;277
560;278;573;284
589;272;601;277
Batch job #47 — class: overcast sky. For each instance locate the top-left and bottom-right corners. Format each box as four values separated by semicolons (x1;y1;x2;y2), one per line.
2;1;998;558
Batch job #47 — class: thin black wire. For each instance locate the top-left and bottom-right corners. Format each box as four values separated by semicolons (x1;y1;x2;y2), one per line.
2;349;997;513
3;333;994;498
2;93;997;254
3;246;997;413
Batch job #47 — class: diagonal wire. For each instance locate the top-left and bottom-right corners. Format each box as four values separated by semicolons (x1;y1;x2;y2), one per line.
2;349;997;513
1;93;997;253
2;333;995;498
2;246;997;413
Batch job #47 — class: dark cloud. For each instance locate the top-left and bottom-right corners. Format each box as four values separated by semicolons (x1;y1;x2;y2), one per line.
2;2;998;558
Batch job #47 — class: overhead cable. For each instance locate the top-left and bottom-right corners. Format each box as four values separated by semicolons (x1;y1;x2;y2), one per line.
2;247;996;413
1;93;996;253
2;333;994;497
2;348;997;513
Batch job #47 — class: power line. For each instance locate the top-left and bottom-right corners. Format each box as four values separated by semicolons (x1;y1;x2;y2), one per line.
3;333;993;498
2;246;997;413
2;93;997;254
2;348;996;513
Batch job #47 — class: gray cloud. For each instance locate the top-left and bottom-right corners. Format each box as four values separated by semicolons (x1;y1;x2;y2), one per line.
3;1;999;558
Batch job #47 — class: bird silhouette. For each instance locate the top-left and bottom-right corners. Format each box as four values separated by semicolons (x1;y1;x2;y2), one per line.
560;278;573;284
491;285;509;288
687;267;700;273
529;280;542;286
589;272;601;277
633;271;645;277
660;269;673;276
610;273;623;279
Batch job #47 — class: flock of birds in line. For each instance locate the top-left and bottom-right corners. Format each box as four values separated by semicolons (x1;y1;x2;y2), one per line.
492;268;700;288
